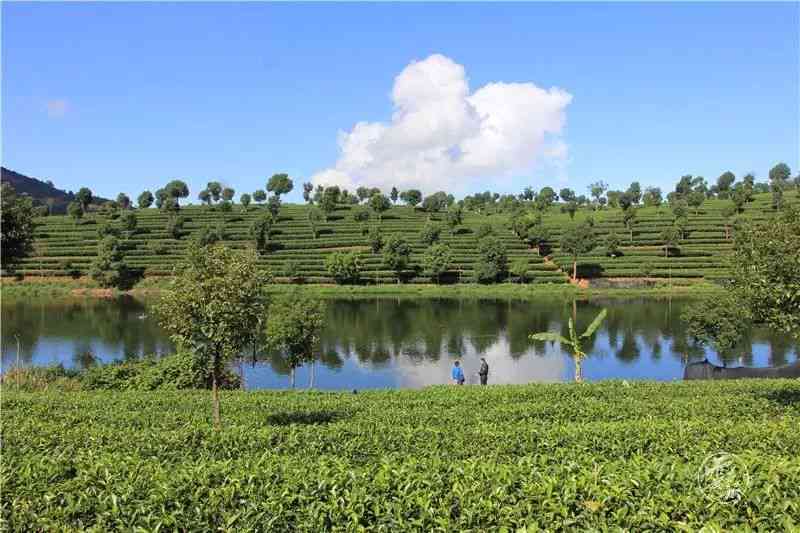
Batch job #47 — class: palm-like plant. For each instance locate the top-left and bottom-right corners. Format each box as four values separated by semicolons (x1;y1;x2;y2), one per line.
530;309;607;382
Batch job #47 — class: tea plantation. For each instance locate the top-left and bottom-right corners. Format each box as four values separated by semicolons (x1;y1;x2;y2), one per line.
11;190;798;284
3;381;799;530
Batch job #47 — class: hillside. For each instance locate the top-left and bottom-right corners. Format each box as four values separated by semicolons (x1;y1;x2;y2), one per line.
4;381;800;529
10;189;798;283
0;167;108;214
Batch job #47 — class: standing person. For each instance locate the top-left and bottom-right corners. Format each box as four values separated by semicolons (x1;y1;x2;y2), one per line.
479;357;489;385
451;360;465;385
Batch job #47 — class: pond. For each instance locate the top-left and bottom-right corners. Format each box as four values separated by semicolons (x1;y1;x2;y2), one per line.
2;296;797;389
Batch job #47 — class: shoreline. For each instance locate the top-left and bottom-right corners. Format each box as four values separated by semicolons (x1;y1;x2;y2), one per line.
1;277;725;301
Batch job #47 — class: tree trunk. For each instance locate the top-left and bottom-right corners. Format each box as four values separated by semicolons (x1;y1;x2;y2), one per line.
574;357;583;383
211;364;221;429
290;367;295;389
572;259;577;281
308;359;315;389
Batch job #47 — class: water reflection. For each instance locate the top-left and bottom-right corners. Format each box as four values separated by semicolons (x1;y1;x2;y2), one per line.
2;296;797;389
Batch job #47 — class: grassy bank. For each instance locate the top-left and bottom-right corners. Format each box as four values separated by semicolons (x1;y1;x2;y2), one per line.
0;278;725;301
3;381;799;530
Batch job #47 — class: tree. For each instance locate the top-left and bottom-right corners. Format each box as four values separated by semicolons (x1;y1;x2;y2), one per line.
422;243;452;284
560;223;596;281
356;186;371;203
420;222;442;245
206;181;223;202
526;223;550;256
120;211;138;234
530;309;606;382
253;189;267;204
302;183;313;204
559;188;576;203
421;191;451;215
368;193;391;221
222;187;235;202
687;191;705;215
198;189;212;206
535;187;558;212
730;186;748;213
715;171;736;198
400;189;422;208
721;203;737;240
137;190;154;209
165;180;190;204
89;236;130;289
659;225;680;257
383;235;412;281
769;162;791;184
319;187;339;220
325;251;361;284
561;200;578;220
155;244;267;427
240;193;251;211
444;205;463;235
353;206;371;235
588;181;608;209
155;189;168;210
674;215;690;240
283;260;302;284
390;187;399;204
67;201;84;223
166;215;185;239
307;208;323;239
642;187;663;208
368;226;384;254
76;187;93;211
622;206;637;243
116;193;131;210
606;190;622;209
671;200;689;220
250;214;273;252
603;231;622;258
1;183;35;271
476;223;494;239
626;182;642;205
194;224;223;247
681;296;744;359
267;195;281;219
267;173;294;197
265;292;325;389
509;257;529;283
474;236;508;283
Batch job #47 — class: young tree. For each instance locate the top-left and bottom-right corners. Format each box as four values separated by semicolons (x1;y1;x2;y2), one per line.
67;201;84;223
509;257;529;283
1;183;36;272
319;187;339;220
561;200;578;220
307;207;323;239
302;182;313;204
206;181;223;202
420;222;442;245
89;236;130;289
265;292;325;389
249;214;273;252
642;187;663;208
444;204;463;235
137;190;154;209
687;191;705;215
198;189;212;206
267;173;294;198
476;223;494;239
626;182;642;204
681;296;745;359
382;235;412;282
267;195;282;219
660;225;681;257
603;231;623;258
559;188;576;203
240;193;251;211
156;244;267;427
474;236;508;283
368;226;384;254
721;203;737;240
588;181;608;210
253;189;267;204
194;224;222;247
622;206;638;243
530;309;607;382
399;189;423;208
356;186;371;203
561;223;596;281
422;243;453;284
120;211;138;234
369;193;392;221
116;193;131;210
76;187;93;211
390;186;399;204
166;215;185;239
165;180;190;205
352;206;371;235
222;187;235;202
606;190;622;209
526;223;550;256
325;251;361;284
715;171;736;199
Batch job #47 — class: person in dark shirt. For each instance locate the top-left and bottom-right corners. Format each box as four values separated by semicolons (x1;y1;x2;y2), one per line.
479;358;489;385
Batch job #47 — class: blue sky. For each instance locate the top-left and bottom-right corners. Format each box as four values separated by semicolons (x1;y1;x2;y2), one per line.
3;2;798;203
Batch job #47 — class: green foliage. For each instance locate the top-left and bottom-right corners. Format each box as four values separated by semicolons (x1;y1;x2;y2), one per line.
240;193;251;210
474;236;507;283
120;211;137;233
137;190;154;209
325;251;361;284
194;224;223;247
249;214;273;252
368;226;384;254
307;207;323;239
422;243;453;283
509;257;530;283
400;188;422;207
76;187;93;210
419;222;442;245
444;204;463;234
89;236;129;289
475;222;494;239
530;309;606;382
253;189;267;203
382;235;412;277
560;223;596;279
603;231;623;258
352;206;371;234
222;187;235;202
67;200;84;222
166;215;185;239
155;243;268;426
283;260;302;283
1;183;36;271
681;296;745;355
264;292;325;387
368;193;391;220
267;173;294;197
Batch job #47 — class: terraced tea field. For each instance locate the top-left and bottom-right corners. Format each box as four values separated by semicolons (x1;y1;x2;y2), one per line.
11;190;797;284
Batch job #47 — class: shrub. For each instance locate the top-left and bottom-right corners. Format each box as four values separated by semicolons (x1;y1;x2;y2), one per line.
325;251;361;284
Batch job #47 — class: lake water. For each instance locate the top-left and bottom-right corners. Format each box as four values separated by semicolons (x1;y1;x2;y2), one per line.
2;297;797;389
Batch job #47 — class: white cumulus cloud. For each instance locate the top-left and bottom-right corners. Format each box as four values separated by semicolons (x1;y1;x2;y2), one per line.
311;54;572;194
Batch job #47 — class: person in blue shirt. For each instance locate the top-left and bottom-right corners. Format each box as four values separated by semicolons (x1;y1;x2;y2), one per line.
451;360;465;385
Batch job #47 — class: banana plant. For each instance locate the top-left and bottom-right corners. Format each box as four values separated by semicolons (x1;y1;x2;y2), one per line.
530;309;607;382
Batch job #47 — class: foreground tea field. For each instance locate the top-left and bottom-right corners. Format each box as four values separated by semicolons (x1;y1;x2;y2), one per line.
13;190;798;283
3;381;799;530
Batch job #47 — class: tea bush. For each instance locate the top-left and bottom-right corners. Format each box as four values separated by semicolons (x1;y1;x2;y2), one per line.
3;380;799;530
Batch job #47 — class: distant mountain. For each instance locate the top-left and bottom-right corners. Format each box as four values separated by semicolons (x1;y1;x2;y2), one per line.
1;167;108;214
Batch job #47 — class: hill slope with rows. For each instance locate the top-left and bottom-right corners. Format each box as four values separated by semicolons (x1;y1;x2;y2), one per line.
11;190;798;284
